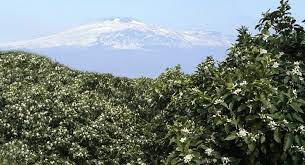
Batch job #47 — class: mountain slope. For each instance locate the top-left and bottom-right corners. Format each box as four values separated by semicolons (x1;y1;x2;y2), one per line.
0;18;231;50
0;18;232;77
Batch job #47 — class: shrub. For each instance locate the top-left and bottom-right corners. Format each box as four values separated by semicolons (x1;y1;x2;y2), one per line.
163;0;305;164
0;52;149;164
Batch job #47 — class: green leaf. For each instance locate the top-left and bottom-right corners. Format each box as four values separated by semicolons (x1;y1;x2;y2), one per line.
220;102;229;109
229;102;234;111
170;157;182;165
290;103;304;113
238;104;248;112
175;146;183;152
260;135;266;144
225;133;237;141
297;99;305;106
259;93;272;108
224;124;230;133
295;135;301;145
284;133;293;151
261;146;267;154
284;76;290;84
292;112;304;123
169;137;176;145
226;82;234;90
248;143;255;152
274;129;281;143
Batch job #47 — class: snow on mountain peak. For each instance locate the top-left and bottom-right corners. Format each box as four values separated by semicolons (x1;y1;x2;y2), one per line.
0;18;232;50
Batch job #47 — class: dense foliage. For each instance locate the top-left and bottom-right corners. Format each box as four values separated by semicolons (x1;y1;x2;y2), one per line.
0;1;305;164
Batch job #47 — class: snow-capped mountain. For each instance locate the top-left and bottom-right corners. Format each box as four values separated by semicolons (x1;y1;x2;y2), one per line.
0;18;231;50
0;18;233;77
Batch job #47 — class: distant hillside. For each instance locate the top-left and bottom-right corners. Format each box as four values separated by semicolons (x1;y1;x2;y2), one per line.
0;51;159;164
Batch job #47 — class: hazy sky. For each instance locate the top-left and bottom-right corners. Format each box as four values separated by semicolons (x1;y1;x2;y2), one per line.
1;0;304;43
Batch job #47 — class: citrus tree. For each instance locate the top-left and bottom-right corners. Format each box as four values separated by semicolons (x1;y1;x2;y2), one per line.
164;0;305;164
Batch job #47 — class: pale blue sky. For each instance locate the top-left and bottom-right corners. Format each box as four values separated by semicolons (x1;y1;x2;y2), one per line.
0;0;304;43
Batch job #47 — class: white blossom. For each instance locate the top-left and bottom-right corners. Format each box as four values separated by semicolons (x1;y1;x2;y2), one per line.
183;154;194;163
181;128;190;134
291;145;305;155
260;49;268;54
221;157;230;165
293;89;297;98
291;67;302;76
272;62;279;68
180;137;187;143
283;119;289;124
237;129;248;137
212;110;222;118
294;61;301;66
205;148;214;156
251;136;257;142
233;88;242;95
214;99;224;104
297;125;305;133
268;121;278;130
262;34;269;41
240;81;247;86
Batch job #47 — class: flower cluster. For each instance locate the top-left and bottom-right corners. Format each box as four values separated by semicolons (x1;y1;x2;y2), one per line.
287;61;304;81
183;154;194;163
237;129;248;138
